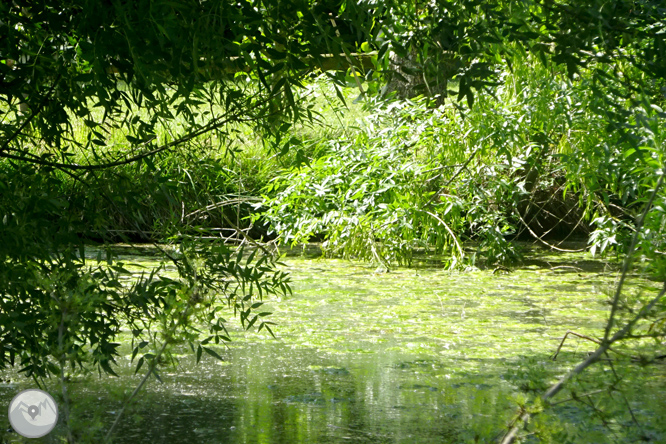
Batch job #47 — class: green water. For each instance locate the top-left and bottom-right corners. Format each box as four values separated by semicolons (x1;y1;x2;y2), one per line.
1;244;665;443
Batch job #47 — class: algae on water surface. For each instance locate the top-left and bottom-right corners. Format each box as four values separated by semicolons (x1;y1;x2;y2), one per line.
1;244;664;443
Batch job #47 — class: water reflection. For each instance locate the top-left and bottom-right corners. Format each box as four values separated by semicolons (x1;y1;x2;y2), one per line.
82;344;480;444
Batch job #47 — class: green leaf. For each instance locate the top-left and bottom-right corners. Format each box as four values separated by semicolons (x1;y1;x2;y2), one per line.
202;347;224;361
264;324;276;338
151;367;163;383
377;41;390;62
246;314;259;330
100;360;119;377
135;357;145;374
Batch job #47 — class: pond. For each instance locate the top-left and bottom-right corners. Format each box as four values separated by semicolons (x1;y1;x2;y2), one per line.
1;244;665;443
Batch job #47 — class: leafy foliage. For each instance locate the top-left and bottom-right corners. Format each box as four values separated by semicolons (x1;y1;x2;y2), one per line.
261;54;601;267
1;1;330;438
0;158;290;379
262;110;452;268
1;0;666;441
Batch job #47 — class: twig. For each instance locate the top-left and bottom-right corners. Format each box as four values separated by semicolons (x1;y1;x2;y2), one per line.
549;389;606;406
422;210;464;258
604;171;665;343
499;282;666;444
551;330;630;361
516;211;586;252
220;212;273;256
103;340;169;442
426;145;482;206
105;269;199;441
605;357;641;428
186;196;262;219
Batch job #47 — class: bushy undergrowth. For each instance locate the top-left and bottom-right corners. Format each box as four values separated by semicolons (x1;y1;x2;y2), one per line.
6;56;659;274
261;94;526;268
0;149;267;243
0;78;366;243
74;147;273;241
261;54;666;274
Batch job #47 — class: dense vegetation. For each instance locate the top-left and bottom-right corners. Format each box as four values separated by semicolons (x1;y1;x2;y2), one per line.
1;0;665;442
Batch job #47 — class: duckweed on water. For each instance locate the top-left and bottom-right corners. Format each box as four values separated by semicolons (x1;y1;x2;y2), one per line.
1;244;664;443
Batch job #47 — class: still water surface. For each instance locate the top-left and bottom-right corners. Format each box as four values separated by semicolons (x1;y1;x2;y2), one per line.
1;244;664;443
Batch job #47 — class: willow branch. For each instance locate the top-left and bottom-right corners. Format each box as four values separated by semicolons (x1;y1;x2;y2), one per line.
0;73;62;155
604;170;664;342
0;87;282;170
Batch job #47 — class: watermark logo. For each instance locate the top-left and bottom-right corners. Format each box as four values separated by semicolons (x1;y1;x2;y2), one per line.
8;389;58;438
